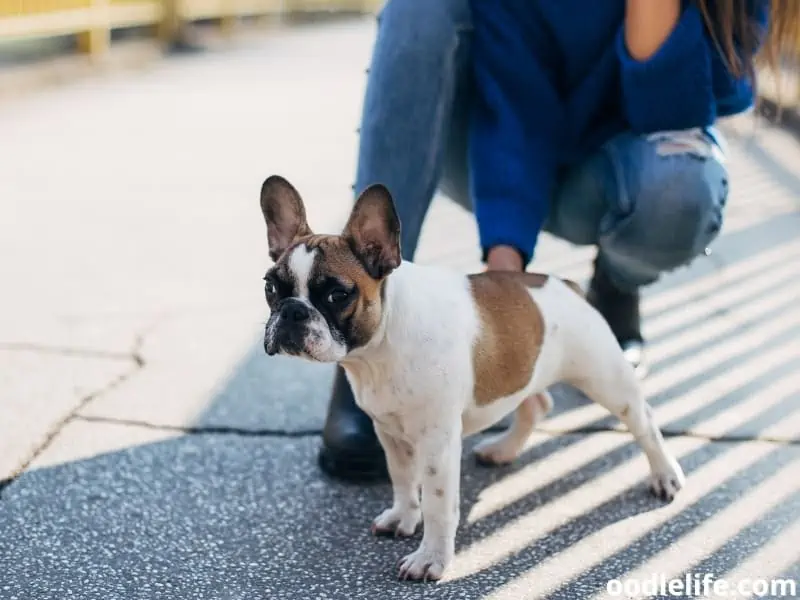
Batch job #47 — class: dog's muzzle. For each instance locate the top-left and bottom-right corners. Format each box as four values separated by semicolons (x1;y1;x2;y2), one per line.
264;299;311;356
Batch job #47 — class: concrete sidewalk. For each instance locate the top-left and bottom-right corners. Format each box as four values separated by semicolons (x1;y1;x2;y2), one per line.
1;16;799;600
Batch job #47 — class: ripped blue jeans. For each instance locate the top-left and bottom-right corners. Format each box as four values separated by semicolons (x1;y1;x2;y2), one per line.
355;0;729;290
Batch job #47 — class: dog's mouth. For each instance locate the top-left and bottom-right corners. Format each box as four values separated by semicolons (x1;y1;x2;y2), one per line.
264;337;301;357
263;314;348;363
264;327;304;356
263;324;328;362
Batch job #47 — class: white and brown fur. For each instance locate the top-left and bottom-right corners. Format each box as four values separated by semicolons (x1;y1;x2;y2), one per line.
259;176;685;582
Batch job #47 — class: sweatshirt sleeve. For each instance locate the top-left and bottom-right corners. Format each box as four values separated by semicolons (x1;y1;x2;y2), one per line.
469;2;564;266
617;0;770;134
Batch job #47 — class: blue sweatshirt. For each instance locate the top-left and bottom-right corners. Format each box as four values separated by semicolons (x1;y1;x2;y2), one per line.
468;0;769;264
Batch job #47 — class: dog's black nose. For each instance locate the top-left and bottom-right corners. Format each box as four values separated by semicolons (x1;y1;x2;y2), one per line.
281;301;310;323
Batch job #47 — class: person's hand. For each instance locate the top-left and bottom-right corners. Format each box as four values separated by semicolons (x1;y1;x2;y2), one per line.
486;245;524;272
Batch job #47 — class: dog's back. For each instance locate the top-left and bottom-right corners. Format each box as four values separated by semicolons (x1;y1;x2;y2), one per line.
460;271;589;434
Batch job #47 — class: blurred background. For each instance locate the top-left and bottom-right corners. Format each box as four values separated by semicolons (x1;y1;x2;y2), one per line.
1;3;800;599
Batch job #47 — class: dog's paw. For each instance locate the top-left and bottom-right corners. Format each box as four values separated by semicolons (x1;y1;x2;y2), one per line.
649;456;685;502
473;436;519;466
398;545;452;582
371;506;421;538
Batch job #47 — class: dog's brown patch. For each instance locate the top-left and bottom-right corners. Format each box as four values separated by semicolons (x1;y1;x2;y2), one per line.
296;234;385;348
517;272;549;288
516;272;583;297
468;271;546;406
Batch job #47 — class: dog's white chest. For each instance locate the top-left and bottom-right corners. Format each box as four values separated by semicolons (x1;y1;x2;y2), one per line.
345;367;418;437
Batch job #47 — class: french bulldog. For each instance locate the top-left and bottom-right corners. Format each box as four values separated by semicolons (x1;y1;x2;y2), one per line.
259;175;685;582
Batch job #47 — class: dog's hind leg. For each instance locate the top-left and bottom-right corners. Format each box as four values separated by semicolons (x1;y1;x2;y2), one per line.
567;356;685;501
473;391;553;466
530;278;684;500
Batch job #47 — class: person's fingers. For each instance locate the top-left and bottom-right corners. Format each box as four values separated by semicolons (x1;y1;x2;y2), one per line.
486;245;523;272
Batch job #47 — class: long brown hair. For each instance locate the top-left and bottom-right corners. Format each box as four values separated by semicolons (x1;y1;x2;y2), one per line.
695;0;800;83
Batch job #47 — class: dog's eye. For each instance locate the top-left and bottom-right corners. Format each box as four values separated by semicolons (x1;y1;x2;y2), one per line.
326;288;350;305
264;279;276;298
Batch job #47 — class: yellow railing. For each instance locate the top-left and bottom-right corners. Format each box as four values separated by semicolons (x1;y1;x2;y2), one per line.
0;0;380;55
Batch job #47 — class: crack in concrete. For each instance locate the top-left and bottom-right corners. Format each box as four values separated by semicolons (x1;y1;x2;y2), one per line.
0;317;163;499
0;342;142;365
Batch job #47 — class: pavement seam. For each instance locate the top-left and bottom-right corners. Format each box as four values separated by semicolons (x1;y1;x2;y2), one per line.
0;320;157;499
74;414;322;437
69;415;800;446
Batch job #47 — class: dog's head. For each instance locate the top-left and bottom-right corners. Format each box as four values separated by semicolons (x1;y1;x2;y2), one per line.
259;175;401;362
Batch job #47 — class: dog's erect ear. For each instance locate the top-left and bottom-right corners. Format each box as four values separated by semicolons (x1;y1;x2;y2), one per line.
343;184;401;279
260;175;313;262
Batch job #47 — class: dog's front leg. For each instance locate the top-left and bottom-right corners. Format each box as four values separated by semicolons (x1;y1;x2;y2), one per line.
398;429;461;582
372;427;422;537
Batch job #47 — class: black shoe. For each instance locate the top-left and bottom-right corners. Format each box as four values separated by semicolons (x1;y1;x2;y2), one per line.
586;256;648;378
318;366;388;482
